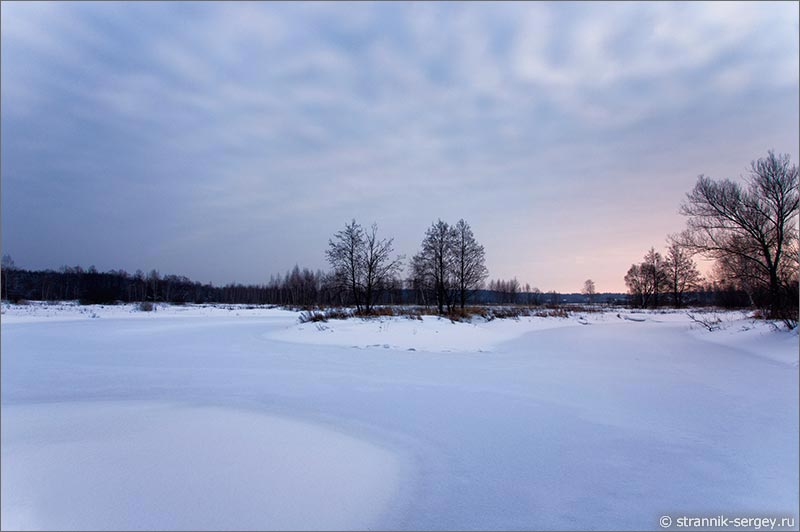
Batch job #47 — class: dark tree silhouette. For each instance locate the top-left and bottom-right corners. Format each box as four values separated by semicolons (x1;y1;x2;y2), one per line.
452;219;488;309
582;279;596;304
664;240;702;308
625;248;667;308
2;254;16;301
362;223;404;313
412;220;456;314
679;151;798;320
326;219;365;312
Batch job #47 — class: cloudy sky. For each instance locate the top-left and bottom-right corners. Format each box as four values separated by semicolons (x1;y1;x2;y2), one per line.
2;1;798;292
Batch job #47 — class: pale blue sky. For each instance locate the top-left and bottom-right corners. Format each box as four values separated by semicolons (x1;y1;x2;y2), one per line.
2;1;798;292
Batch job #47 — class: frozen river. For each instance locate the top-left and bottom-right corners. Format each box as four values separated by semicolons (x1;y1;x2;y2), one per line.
2;304;797;530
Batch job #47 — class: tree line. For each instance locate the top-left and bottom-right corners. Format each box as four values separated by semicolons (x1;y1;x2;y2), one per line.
3;152;796;322
624;151;798;326
0;257;568;309
2;218;547;311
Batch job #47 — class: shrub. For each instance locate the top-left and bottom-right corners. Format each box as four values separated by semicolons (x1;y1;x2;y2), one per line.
324;309;354;320
752;307;798;331
490;307;524;320
299;311;326;323
686;311;722;331
138;301;154;312
299;308;353;323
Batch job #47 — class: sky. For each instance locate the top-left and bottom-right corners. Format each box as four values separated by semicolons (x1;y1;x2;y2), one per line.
2;1;798;293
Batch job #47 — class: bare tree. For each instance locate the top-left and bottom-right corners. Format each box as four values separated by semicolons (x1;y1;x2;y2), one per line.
1;254;15;271
582;279;596;304
489;278;519;304
326;219;365;312
625;263;653;308
529;286;542;305
134;269;146;301
412;220;456;314
148;269;160;302
547;290;560;306
643;248;668;307
1;254;16;301
625;248;667;308
362;223;404;313
452;219;488;309
664;239;702;308
679;151;799;319
507;277;520;304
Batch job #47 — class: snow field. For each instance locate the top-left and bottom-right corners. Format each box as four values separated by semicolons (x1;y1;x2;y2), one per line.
1;303;797;530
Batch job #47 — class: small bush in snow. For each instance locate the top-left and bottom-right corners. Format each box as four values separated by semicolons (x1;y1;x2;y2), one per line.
138;301;154;312
299;311;326;323
686;312;722;331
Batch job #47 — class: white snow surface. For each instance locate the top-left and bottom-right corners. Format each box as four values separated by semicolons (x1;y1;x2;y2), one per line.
2;302;798;530
2;402;401;531
271;312;582;352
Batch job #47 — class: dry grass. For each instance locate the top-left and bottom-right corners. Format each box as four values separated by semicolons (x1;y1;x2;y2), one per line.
298;308;354;323
531;307;569;318
297;304;573;323
449;305;570;322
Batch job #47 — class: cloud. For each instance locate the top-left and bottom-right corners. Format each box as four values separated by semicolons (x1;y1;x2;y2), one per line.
2;1;798;291
509;2;797;125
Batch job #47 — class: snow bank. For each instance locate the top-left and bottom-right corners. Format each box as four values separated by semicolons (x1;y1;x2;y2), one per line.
0;301;297;324
688;316;800;366
269;313;606;352
1;402;402;531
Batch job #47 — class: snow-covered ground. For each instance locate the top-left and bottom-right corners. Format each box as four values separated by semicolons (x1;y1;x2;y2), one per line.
2;302;798;530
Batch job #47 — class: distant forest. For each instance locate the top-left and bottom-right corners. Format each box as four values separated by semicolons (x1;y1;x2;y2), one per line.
0;257;746;310
1;151;796;324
